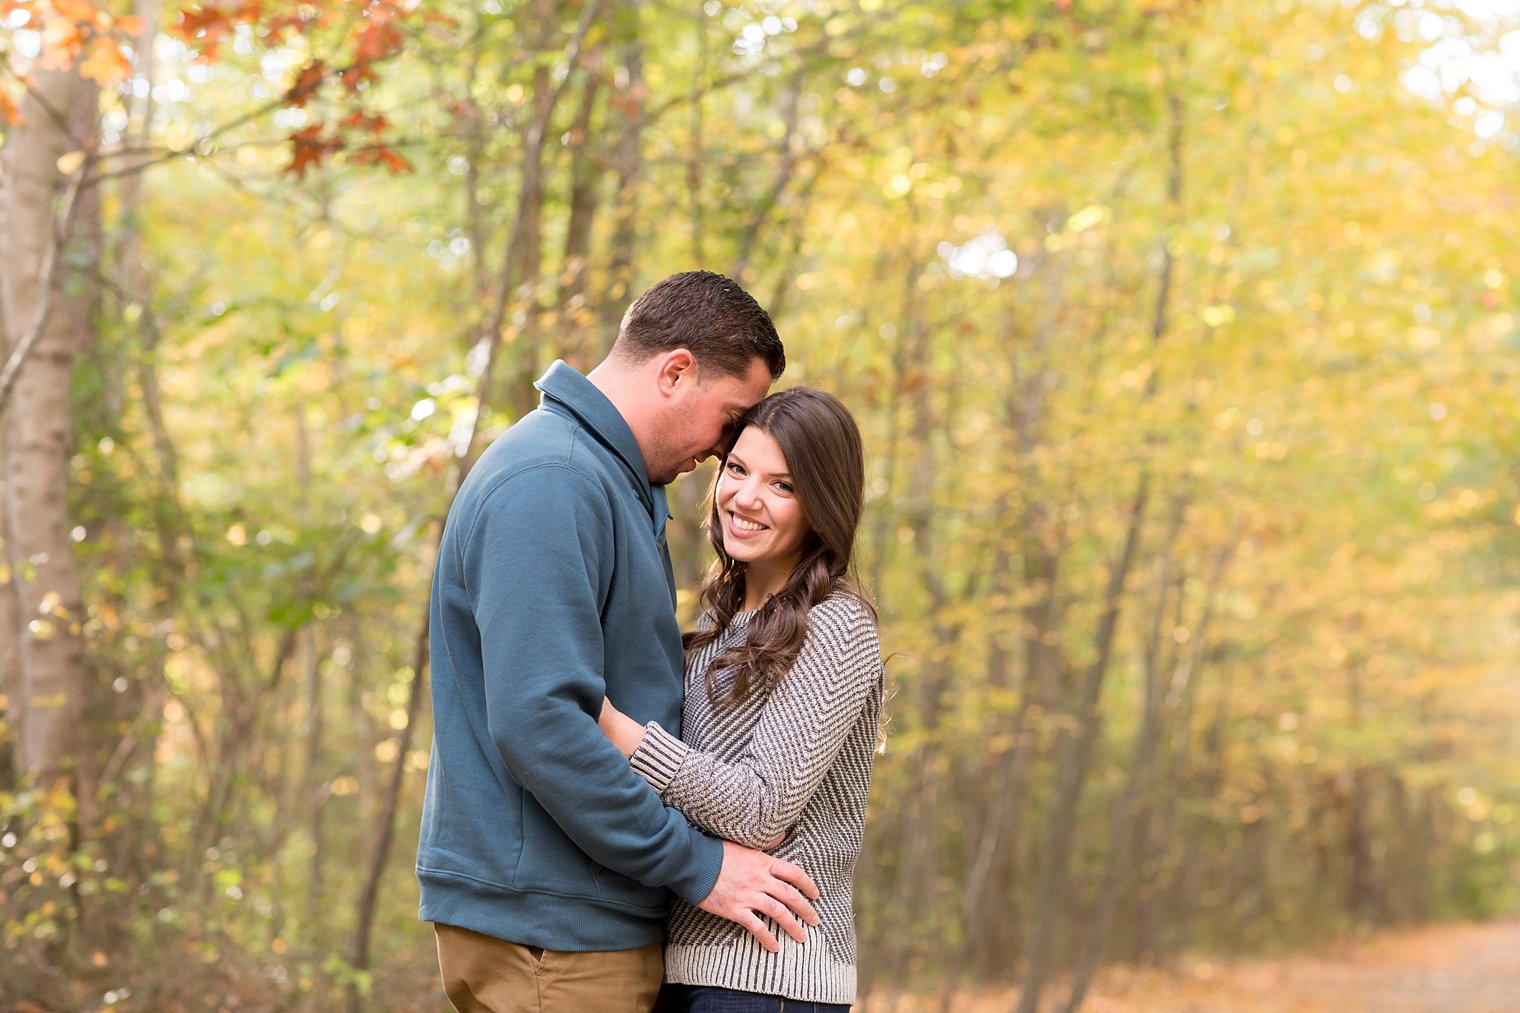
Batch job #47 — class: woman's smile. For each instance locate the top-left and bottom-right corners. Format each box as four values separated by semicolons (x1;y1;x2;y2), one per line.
728;511;768;535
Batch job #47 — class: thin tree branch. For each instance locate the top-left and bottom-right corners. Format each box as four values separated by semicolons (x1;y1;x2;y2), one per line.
0;157;91;417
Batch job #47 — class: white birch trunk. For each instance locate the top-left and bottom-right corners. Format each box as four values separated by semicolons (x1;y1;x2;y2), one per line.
0;65;99;792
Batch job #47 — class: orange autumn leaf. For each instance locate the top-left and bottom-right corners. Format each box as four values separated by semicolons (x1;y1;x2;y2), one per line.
339;62;379;94
353;20;403;64
286;125;342;178
350;144;412;174
377;148;412;174
173;6;235;59
340;109;387;134
284;59;327;107
78;38;132;86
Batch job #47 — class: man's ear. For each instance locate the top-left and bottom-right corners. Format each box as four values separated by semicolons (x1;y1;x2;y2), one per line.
655;348;696;397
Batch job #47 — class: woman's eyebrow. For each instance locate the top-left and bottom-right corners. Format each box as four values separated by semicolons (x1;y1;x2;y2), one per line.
726;453;791;480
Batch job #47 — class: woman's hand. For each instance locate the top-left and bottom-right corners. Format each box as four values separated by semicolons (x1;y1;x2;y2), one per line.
598;696;646;758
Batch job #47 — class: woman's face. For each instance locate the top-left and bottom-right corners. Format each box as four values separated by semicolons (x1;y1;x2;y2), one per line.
715;426;808;572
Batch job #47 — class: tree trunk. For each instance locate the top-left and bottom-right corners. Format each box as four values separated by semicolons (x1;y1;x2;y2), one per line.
685;5;709;268
938;300;1066;1005
1014;475;1150;1013
730;68;806;288
1060;495;1188;1012
0;65;99;804
557;64;605;370
493;0;605;421
600;0;645;332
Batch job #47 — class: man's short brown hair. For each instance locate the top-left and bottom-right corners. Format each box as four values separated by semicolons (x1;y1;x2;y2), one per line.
613;271;785;381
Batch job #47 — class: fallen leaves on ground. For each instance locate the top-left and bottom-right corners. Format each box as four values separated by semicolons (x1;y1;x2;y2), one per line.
867;919;1520;1012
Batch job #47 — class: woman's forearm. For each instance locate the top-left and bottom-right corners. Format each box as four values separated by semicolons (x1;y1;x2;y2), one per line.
598;697;647;758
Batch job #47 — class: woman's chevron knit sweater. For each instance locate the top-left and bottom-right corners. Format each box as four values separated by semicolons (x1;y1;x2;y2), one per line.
628;591;884;1005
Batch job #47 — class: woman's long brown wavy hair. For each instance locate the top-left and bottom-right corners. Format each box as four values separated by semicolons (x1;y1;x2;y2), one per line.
684;386;874;704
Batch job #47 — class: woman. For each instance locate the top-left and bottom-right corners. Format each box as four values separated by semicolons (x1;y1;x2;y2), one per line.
599;386;884;1013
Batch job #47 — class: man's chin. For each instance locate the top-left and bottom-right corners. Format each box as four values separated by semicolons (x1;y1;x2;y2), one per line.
655;461;701;484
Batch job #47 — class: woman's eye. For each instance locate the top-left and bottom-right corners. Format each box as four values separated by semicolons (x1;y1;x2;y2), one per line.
726;462;744;476
776;482;794;494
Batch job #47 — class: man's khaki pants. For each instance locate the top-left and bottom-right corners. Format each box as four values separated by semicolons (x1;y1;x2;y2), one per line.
434;923;663;1013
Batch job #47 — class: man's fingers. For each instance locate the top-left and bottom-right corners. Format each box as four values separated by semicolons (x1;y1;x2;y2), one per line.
778;900;814;943
770;879;819;926
769;858;820;900
735;909;781;954
748;894;805;943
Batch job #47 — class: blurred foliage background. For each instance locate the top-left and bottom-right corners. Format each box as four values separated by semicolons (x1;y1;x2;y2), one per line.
2;0;1518;1010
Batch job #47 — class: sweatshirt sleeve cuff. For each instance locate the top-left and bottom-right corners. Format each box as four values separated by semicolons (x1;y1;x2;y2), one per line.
629;721;688;796
668;828;724;907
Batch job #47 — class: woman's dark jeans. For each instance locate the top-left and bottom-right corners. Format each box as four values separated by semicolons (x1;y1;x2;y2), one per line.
660;983;850;1012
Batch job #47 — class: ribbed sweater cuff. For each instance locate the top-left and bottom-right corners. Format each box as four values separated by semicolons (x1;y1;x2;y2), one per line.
629;721;687;796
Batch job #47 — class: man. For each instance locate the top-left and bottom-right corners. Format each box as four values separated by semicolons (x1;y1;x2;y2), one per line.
417;272;818;1013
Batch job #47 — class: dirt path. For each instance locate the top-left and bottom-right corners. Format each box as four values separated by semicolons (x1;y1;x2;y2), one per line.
870;919;1520;1012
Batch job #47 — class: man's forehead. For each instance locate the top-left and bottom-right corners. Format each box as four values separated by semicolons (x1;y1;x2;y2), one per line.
710;359;771;407
725;389;763;412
